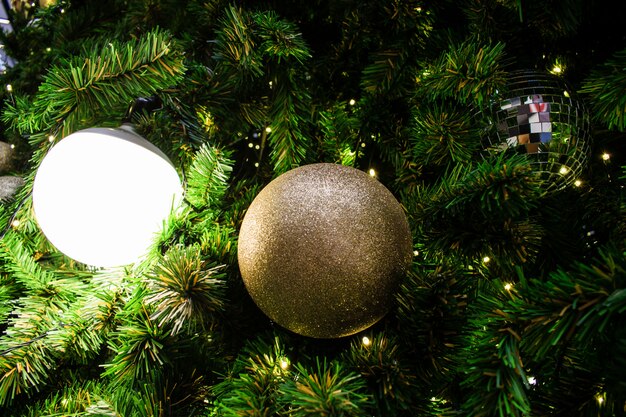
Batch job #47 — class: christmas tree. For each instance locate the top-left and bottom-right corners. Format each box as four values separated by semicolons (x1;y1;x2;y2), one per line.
0;0;625;415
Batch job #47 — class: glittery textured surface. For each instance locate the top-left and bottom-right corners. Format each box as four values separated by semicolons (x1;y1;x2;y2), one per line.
0;176;24;202
238;163;413;338
0;142;15;174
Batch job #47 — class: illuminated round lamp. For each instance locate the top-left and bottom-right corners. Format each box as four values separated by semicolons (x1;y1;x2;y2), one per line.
33;126;183;267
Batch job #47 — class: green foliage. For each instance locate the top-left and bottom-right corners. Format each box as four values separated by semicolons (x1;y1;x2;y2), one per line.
0;326;57;406
463;0;521;40
395;263;472;388
2;28;186;141
416;40;507;106
279;359;371;417
409;103;481;168
186;144;234;210
103;289;176;386
580;48;626;131
342;333;418;415
17;380;114;417
0;0;624;415
361;48;413;97
213;6;313;175
0;272;89;405
253;12;311;63
463;0;582;41
510;248;625;359
406;154;544;265
214;6;265;88
0;231;55;291
213;336;290;416
508;247;626;411
145;245;226;335
221;181;262;230
196;223;237;266
317;102;360;165
460;288;531;417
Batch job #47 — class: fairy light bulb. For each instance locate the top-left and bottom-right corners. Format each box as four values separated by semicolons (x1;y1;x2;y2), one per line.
601;152;610;161
362;336;371;346
368;168;376;177
33;126;183;267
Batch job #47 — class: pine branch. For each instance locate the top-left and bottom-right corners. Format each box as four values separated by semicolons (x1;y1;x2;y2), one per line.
213;336;290;416
221;181;262;230
395;263;473;388
266;74;312;175
196;223;237;266
361;48;411;96
580;48;626;132
2;28;186;141
460;288;531;417
416;40;507;106
212;6;313;175
14;379;114;417
214;6;264;88
0;260;95;405
407;154;544;264
0;231;56;292
409;102;481;168
45;311;104;366
279;358;371;417
102;291;176;386
145;245;226;335
0;299;61;406
463;0;521;40
318;102;360;165
253;11;311;64
509;247;626;360
186;144;234;210
260;16;313;176
342;332;419;415
268;76;310;175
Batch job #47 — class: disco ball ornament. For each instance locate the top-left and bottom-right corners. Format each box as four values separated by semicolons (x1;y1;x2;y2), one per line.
481;70;591;191
33;126;183;268
238;163;413;339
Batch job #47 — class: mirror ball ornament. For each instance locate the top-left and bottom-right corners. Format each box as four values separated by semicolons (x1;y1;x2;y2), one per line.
33;126;183;268
237;163;413;339
481;70;591;192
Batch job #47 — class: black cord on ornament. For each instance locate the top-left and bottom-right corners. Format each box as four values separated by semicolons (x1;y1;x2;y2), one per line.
122;96;163;124
0;323;68;357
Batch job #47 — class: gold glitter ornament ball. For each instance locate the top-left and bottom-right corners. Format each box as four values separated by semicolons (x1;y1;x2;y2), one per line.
238;163;413;338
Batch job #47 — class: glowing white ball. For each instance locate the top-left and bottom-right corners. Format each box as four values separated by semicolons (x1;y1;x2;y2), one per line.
33;127;183;267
